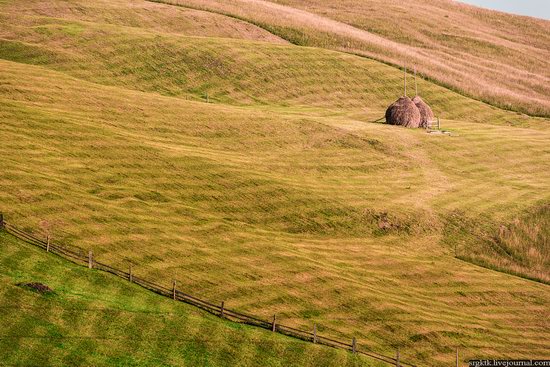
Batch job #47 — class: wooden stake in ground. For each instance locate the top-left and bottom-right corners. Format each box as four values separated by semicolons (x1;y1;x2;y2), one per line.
456;348;459;367
272;315;277;332
129;264;133;282
0;213;4;229
352;337;357;353
396;347;400;367
88;250;93;269
46;235;50;252
313;324;317;343
172;280;177;300
220;301;225;318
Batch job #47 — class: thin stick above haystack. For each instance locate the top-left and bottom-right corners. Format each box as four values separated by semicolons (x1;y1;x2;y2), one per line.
385;62;421;128
412;67;434;128
404;63;407;97
414;66;418;96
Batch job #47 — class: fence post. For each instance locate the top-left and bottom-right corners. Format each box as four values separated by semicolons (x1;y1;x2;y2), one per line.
313;324;317;343
456;347;459;367
129;264;133;282
396;347;400;367
352;337;357;353
173;280;177;300
437;117;441;130
88;250;93;269
46;235;50;252
0;213;4;229
220;301;225;318
272;315;277;332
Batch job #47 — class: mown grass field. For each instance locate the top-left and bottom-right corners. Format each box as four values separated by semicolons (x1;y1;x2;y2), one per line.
0;231;372;367
157;0;550;116
0;0;549;366
2;1;543;127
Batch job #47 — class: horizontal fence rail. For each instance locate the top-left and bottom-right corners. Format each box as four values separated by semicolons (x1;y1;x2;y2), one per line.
0;216;418;367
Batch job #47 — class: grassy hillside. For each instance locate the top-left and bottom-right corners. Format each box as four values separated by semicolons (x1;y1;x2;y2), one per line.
158;0;550;116
0;0;287;43
448;203;550;284
0;230;370;367
0;0;549;366
0;0;545;128
1;57;549;364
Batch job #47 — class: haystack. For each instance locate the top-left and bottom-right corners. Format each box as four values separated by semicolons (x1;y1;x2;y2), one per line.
412;95;434;128
385;96;421;128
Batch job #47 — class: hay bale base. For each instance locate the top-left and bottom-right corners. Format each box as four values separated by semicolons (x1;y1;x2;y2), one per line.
385;96;421;128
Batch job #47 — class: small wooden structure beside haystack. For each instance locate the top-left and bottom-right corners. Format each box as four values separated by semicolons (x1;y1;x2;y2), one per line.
385;96;421;128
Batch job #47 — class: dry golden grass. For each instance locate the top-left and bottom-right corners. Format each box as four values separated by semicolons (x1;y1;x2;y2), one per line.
0;1;549;366
1;57;549;365
2;0;287;43
1;1;545;129
451;203;550;283
161;0;550;116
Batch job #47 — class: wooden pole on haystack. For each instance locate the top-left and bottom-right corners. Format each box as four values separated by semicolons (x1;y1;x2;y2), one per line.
404;63;407;97
414;66;418;96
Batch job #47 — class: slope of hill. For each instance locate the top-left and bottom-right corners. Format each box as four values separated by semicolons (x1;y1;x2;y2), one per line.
1;57;549;364
0;230;369;367
0;0;545;128
0;0;549;366
2;0;287;43
157;0;550;116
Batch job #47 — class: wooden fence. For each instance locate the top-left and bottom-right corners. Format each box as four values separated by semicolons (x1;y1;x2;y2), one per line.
427;117;441;130
0;214;418;367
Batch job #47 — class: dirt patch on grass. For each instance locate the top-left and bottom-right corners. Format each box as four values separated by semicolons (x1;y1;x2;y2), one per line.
17;282;53;294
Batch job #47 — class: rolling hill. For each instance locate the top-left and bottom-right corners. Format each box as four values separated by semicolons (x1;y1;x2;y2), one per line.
0;231;370;367
0;0;548;366
156;0;550;117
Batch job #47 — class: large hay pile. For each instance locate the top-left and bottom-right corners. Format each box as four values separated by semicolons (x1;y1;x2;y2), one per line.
412;95;434;128
385;96;421;128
